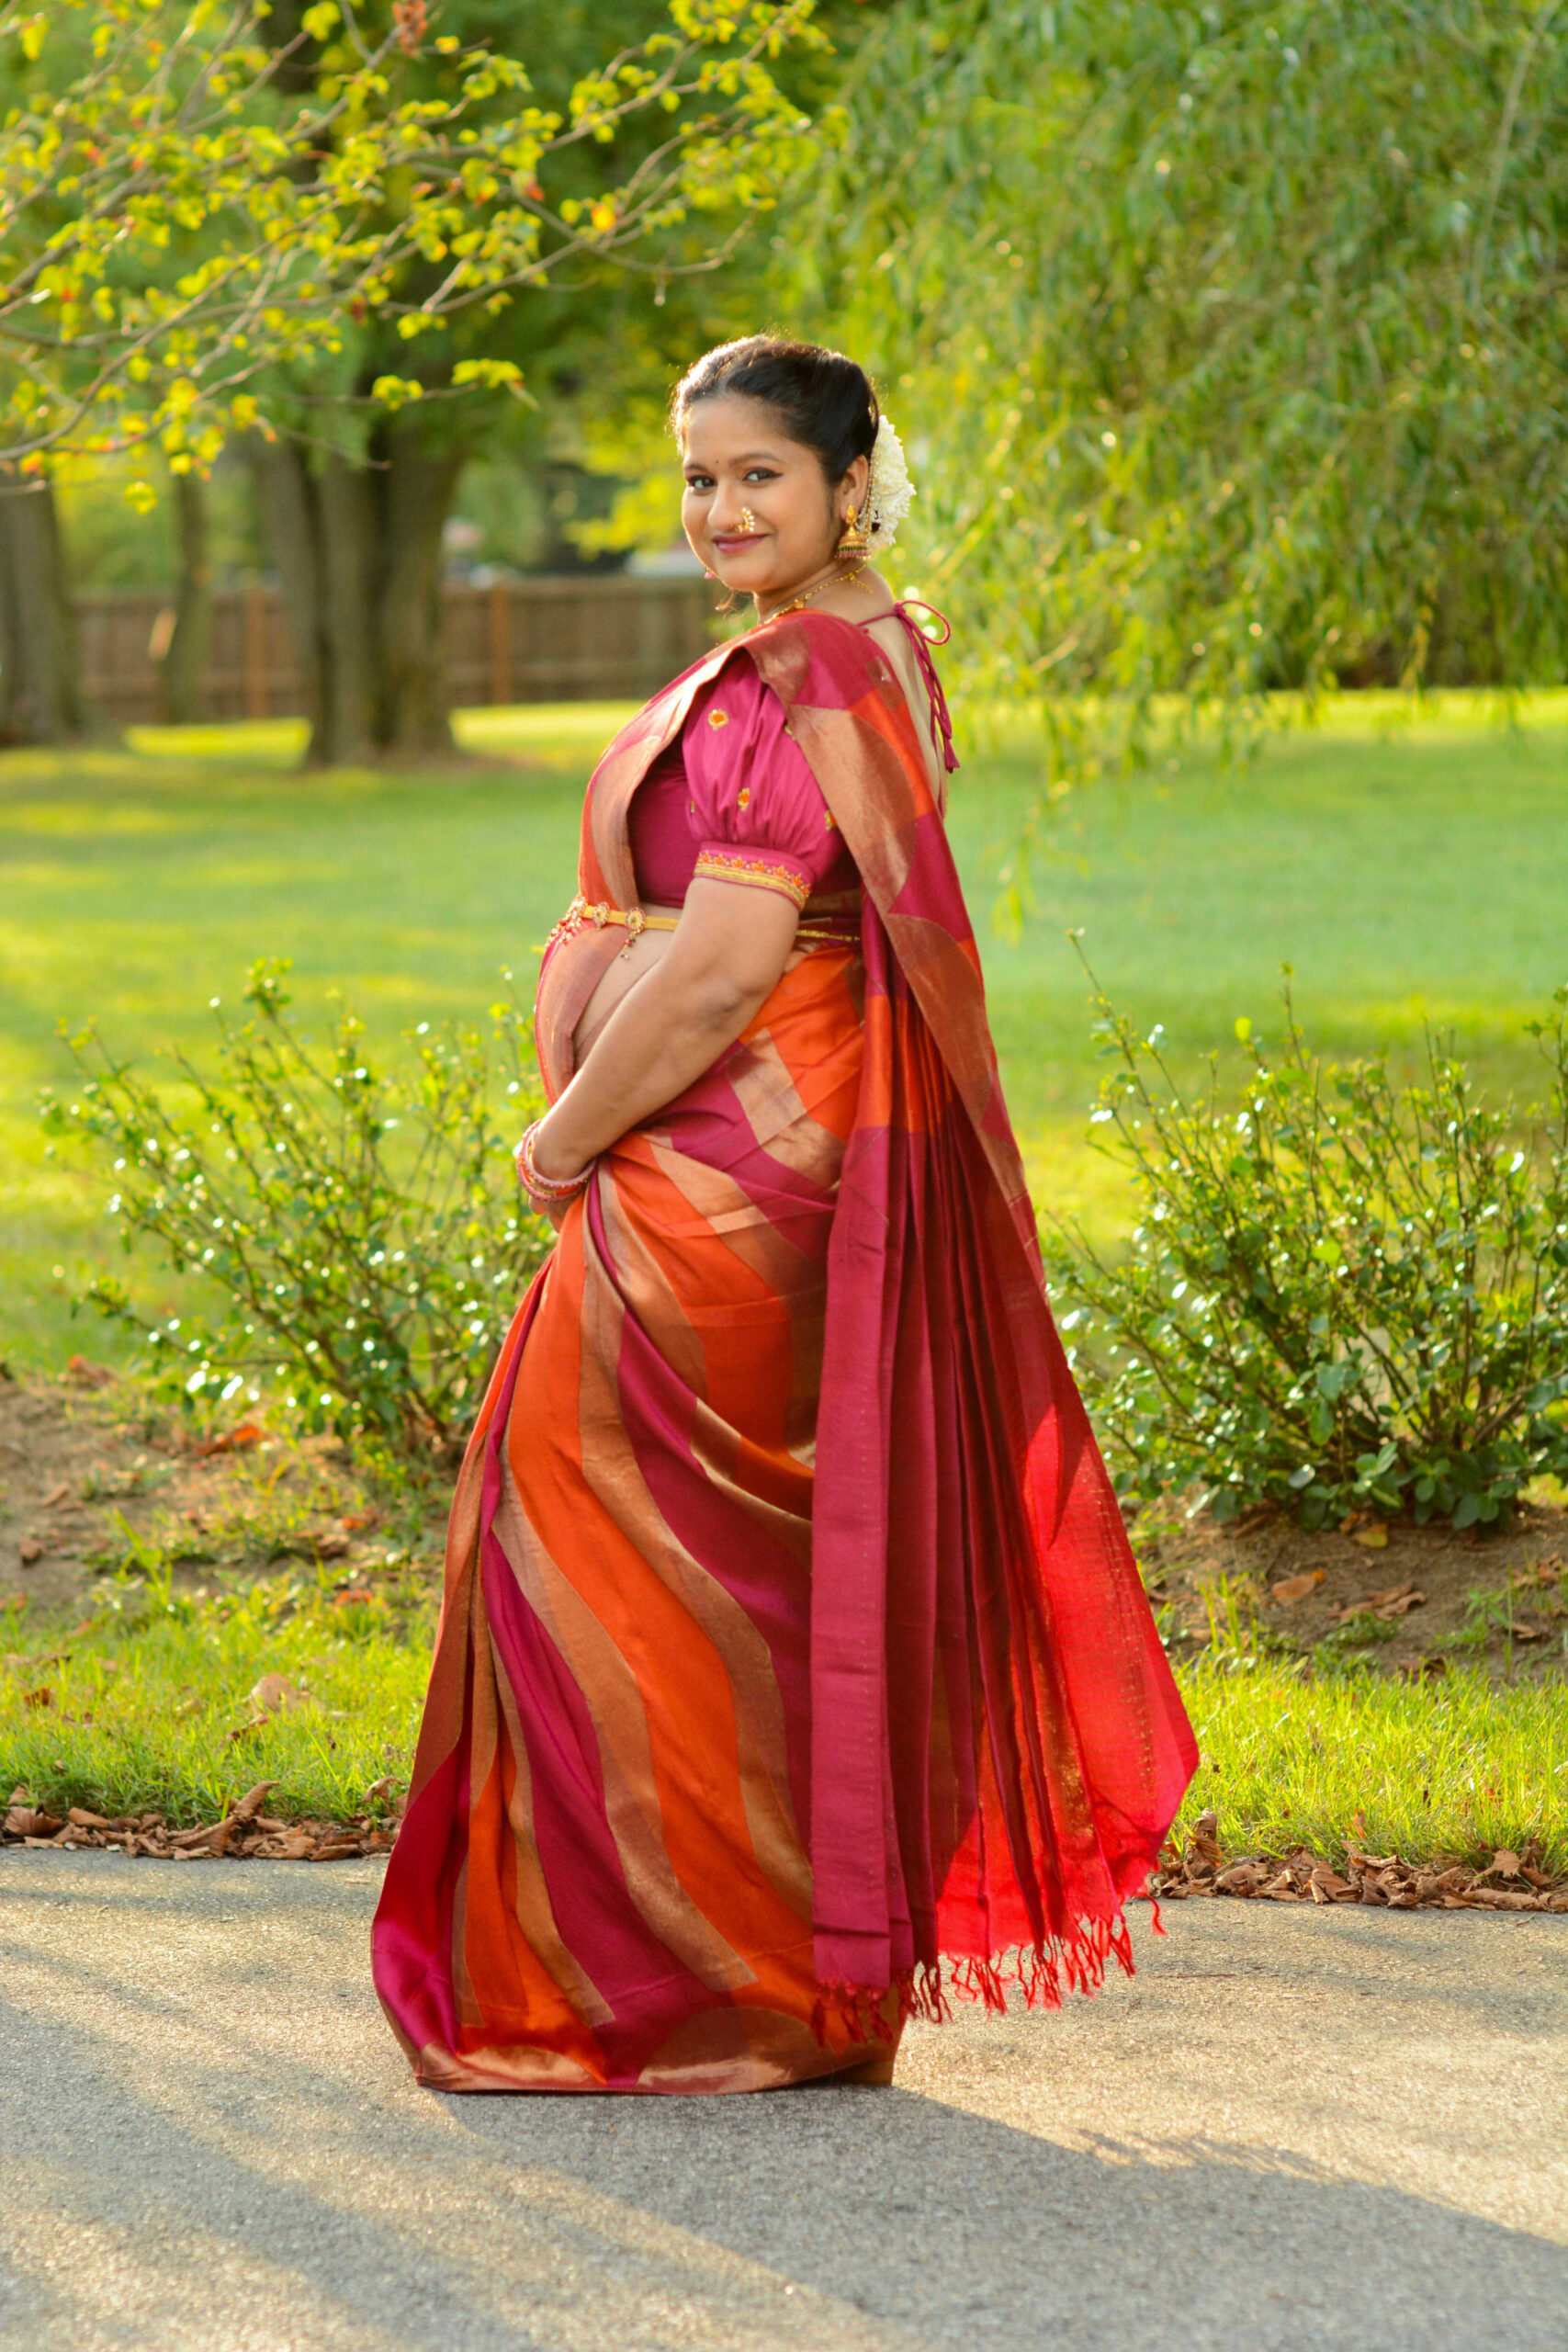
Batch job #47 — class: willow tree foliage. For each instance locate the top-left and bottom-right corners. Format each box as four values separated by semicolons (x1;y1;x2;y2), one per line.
795;1;1568;745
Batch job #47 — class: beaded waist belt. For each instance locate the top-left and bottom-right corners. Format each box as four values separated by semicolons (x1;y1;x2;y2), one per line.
548;894;861;958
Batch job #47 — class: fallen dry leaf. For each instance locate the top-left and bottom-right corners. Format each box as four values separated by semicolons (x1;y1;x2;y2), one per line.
1190;1808;1224;1866
65;1355;115;1388
39;1482;70;1510
1330;1583;1427;1626
1353;1522;1390;1549
331;1587;375;1609
249;1672;321;1718
197;1421;265;1458
313;1532;352;1560
1145;1812;1568;1918
230;1780;276;1824
17;1536;42;1566
1269;1569;1325;1605
6;1805;63;1838
21;1685;52;1710
170;1817;234;1856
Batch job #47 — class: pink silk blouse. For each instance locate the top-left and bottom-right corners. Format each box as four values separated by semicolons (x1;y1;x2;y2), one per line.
627;662;859;911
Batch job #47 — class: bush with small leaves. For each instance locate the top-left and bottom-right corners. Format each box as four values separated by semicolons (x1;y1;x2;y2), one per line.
44;959;552;1463
1045;962;1568;1532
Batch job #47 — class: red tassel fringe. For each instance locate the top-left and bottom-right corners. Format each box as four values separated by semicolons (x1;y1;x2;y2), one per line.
810;1909;1139;2048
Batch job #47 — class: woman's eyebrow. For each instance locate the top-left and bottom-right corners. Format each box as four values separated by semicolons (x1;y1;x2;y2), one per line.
685;450;786;467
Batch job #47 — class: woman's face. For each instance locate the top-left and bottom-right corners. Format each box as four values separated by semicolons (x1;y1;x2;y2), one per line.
680;393;868;601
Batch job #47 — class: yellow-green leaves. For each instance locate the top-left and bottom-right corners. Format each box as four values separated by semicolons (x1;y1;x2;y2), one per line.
0;0;822;469
451;358;524;395
369;374;423;409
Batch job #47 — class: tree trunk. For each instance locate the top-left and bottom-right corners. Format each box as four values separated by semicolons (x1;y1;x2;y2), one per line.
253;425;460;765
161;471;212;725
0;470;83;744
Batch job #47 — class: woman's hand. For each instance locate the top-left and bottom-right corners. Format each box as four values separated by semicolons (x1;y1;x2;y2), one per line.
522;1114;589;1227
529;1115;588;1187
538;879;801;1176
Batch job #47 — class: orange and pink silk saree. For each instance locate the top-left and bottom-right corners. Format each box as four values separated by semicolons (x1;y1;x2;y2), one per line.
373;609;1197;2094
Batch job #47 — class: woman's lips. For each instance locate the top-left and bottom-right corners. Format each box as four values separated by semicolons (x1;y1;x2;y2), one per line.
711;533;765;552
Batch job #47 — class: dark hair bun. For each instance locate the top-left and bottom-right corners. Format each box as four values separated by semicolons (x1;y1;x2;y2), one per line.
672;335;879;482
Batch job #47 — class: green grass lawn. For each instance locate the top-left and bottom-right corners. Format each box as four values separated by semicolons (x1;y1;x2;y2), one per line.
4;689;1568;1368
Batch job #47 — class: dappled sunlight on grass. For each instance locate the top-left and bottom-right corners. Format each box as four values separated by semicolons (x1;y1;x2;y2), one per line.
123;699;642;775
126;718;308;766
2;801;186;837
1302;684;1568;742
456;699;641;761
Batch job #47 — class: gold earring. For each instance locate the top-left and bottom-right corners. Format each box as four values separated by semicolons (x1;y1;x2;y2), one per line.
836;504;869;560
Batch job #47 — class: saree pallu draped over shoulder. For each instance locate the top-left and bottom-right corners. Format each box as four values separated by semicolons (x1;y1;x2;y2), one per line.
372;612;1197;2094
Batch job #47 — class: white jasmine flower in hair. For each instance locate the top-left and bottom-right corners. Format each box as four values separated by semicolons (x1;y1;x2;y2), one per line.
866;415;914;552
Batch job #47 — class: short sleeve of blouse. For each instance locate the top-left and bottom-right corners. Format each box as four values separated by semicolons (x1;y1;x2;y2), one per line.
681;661;846;911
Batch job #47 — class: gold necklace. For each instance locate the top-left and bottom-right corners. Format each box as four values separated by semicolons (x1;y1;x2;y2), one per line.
760;562;870;624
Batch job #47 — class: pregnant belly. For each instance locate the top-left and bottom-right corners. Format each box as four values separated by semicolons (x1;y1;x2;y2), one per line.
570;904;682;1068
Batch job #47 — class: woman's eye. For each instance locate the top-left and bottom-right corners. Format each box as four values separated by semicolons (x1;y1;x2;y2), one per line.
684;474;715;492
743;469;779;483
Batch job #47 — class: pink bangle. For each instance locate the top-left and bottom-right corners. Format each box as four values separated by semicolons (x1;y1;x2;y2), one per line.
515;1120;593;1204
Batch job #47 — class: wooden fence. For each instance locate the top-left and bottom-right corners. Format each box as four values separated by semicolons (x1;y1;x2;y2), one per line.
74;573;718;727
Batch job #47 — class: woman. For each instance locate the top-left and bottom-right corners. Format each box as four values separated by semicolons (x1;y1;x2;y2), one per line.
373;336;1196;2096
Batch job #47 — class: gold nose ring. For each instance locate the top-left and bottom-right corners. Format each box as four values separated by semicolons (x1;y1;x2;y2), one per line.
739;507;757;532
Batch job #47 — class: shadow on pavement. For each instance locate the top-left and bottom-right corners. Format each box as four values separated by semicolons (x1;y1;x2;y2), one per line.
1;1854;1562;2352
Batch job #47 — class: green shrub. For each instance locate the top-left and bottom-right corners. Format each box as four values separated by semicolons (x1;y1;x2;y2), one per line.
1045;965;1568;1532
44;959;552;1461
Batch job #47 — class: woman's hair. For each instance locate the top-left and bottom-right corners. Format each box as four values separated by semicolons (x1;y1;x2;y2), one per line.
671;335;879;483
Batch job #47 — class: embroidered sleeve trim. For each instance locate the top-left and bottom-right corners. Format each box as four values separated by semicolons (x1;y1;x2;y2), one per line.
694;846;811;910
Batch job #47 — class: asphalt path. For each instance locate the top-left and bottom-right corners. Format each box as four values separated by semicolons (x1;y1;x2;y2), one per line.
1;1852;1562;2351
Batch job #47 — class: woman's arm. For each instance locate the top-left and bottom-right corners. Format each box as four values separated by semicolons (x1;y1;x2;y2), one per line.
530;876;800;1182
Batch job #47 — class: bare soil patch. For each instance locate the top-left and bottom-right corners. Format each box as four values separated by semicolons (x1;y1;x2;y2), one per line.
0;1361;443;1619
1138;1495;1568;1679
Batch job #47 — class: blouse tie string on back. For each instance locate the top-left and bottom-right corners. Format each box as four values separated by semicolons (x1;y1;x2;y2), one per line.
861;602;959;806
